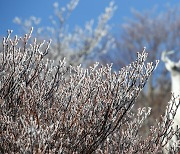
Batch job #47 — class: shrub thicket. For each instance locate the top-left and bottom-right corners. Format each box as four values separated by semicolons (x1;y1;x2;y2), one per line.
0;29;179;153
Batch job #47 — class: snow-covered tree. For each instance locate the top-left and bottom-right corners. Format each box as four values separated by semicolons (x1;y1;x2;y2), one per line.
161;50;180;151
13;0;116;66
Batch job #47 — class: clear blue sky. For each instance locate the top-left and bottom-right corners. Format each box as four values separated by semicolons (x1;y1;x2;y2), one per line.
0;0;179;37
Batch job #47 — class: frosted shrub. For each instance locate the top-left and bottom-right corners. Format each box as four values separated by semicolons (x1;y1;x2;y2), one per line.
0;29;179;153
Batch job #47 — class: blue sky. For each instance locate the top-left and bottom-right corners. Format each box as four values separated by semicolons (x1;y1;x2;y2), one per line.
0;0;179;37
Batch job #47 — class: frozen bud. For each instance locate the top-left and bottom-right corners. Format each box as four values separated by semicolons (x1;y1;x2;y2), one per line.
143;47;146;53
2;37;6;44
24;34;27;39
7;29;13;34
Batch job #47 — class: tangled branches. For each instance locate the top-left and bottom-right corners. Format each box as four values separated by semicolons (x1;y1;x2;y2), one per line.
0;29;179;153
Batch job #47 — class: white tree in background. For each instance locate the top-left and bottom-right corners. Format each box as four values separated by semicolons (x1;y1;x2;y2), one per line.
112;8;180;111
161;50;180;151
13;0;116;66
